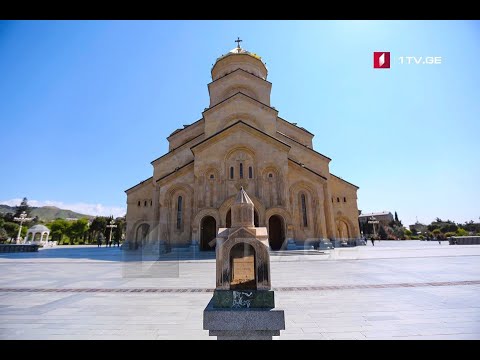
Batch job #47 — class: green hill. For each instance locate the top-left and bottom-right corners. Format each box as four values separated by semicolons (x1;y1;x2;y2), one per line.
0;204;94;222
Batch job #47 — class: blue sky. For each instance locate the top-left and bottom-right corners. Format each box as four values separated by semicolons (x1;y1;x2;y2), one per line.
0;20;479;226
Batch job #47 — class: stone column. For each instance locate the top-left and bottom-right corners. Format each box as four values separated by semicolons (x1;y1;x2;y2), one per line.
152;185;167;253
323;183;336;240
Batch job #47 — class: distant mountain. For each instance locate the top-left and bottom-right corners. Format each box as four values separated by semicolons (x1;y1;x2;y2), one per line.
0;204;94;222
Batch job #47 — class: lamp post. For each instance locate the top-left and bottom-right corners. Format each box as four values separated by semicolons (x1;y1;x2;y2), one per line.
106;219;117;247
13;211;33;243
368;216;379;238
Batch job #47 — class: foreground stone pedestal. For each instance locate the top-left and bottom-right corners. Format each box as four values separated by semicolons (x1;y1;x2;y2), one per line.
203;188;285;340
204;298;285;340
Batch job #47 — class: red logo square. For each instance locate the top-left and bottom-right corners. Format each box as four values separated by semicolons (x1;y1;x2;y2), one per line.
373;52;390;69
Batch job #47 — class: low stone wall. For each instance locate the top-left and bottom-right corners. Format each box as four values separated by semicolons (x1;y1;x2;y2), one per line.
449;236;480;245
0;244;39;253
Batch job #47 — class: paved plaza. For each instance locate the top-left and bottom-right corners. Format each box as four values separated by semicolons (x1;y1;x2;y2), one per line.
0;241;479;340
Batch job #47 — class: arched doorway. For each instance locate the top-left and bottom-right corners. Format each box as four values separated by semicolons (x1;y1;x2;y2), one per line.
336;220;350;239
268;215;285;251
226;209;259;228
135;223;150;249
200;216;216;251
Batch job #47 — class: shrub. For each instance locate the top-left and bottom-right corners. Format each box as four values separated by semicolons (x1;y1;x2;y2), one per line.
456;228;468;236
444;232;456;238
419;235;424;240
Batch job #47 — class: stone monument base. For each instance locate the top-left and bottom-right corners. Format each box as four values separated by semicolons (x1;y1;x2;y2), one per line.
203;298;285;340
212;289;275;308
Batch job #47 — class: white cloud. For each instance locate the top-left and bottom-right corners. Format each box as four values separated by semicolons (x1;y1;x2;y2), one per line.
0;198;126;218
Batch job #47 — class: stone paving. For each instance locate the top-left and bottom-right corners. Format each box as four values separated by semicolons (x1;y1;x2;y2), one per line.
0;241;479;339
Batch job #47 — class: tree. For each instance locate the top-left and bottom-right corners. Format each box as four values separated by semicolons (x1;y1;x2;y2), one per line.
49;219;70;242
456;228;468;236
2;213;14;222
395;211;399;223
113;218;125;244
440;223;458;234
15;197;31;217
0;228;8;242
3;222;19;239
66;218;89;245
88;216;107;242
378;225;388;240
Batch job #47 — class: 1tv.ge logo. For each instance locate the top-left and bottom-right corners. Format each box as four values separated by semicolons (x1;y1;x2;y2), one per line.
373;52;390;69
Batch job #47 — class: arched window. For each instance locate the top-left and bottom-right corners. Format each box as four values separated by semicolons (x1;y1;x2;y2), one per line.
150;200;153;206
210;174;214;179
137;201;140;207
301;194;308;227
249;166;253;179
176;196;183;230
230;166;234;179
268;173;273;178
239;163;243;179
343;197;346;202
337;197;340;203
144;200;147;207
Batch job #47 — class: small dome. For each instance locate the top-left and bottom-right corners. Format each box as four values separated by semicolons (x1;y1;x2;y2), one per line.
215;47;264;64
28;224;50;232
211;43;268;81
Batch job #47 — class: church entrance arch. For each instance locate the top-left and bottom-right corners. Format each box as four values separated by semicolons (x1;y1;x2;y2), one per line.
336;220;350;239
226;208;259;228
135;223;150;249
200;216;216;251
268;215;285;250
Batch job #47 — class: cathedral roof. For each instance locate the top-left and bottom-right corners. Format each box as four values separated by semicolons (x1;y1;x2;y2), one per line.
214;47;265;66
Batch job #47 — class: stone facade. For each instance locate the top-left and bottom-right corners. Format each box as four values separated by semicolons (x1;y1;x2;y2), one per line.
125;44;360;251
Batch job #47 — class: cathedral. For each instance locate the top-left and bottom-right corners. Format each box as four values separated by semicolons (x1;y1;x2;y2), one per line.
125;41;360;251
